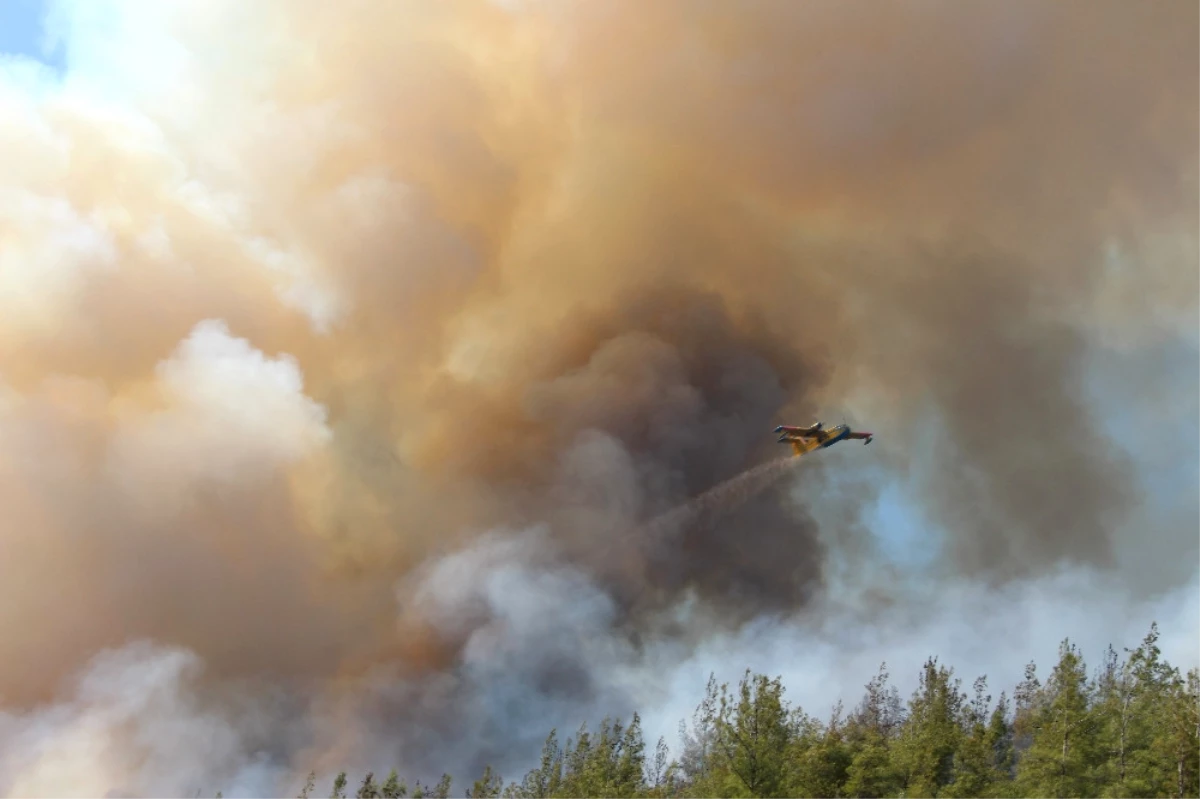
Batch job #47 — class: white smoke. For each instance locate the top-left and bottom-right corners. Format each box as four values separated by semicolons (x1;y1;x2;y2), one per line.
109;319;331;498
0;642;283;799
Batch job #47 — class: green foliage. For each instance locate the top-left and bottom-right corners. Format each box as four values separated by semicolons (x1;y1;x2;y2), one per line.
331;772;348;799
381;770;407;799
893;657;966;796
710;670;792;797
1016;639;1102;797
469;765;503;798
284;621;1197;799
787;706;852;798
358;772;381;799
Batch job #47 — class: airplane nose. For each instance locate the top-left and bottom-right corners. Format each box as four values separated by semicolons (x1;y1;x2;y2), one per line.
773;425;784;433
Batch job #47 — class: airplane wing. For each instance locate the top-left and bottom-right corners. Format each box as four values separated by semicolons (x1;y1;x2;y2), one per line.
776;426;829;458
776;427;827;442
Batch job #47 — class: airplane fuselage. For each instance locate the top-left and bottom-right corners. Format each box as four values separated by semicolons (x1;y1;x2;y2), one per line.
815;423;851;448
774;421;872;456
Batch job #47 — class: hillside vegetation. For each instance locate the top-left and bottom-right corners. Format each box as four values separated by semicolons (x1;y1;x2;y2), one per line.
279;623;1197;799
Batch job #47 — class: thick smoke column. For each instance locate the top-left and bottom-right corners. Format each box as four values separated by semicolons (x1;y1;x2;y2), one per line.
0;0;1195;793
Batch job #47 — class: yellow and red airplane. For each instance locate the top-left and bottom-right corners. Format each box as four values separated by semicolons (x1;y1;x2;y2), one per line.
775;421;873;457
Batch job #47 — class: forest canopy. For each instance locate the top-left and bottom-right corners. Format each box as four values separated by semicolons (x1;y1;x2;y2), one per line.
265;622;1198;799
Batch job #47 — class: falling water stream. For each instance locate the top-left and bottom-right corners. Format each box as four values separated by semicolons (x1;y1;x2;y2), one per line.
641;454;804;543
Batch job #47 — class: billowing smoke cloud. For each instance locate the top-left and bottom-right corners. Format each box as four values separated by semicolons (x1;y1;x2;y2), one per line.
0;0;1195;793
0;642;293;797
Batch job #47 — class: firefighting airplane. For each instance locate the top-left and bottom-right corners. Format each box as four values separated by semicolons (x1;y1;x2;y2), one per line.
774;421;874;457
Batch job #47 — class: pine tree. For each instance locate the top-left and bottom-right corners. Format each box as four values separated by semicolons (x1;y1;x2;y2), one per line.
1093;641;1143;797
1017;640;1100;798
431;774;452;799
1155;664;1200;799
381;770;407;799
299;771;317;799
331;772;348;799
1117;622;1181;796
677;676;724;796
783;709;846;798
358;772;381;799
986;692;1017;795
646;734;684;799
646;736;671;796
893;657;965;797
712;670;792;797
838;663;906;797
518;729;564;798
468;765;503;798
614;713;648;797
844;732;899;798
945;676;995;798
852;663;906;742
1013;659;1044;760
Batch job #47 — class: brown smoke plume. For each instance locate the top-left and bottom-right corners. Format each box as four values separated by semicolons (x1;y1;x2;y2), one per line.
0;0;1195;792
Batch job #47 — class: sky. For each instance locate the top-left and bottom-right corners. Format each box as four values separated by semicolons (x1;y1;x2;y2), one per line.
0;1;1196;796
0;0;63;72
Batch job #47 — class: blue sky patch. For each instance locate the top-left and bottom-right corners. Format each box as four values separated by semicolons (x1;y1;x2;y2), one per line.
0;0;65;72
